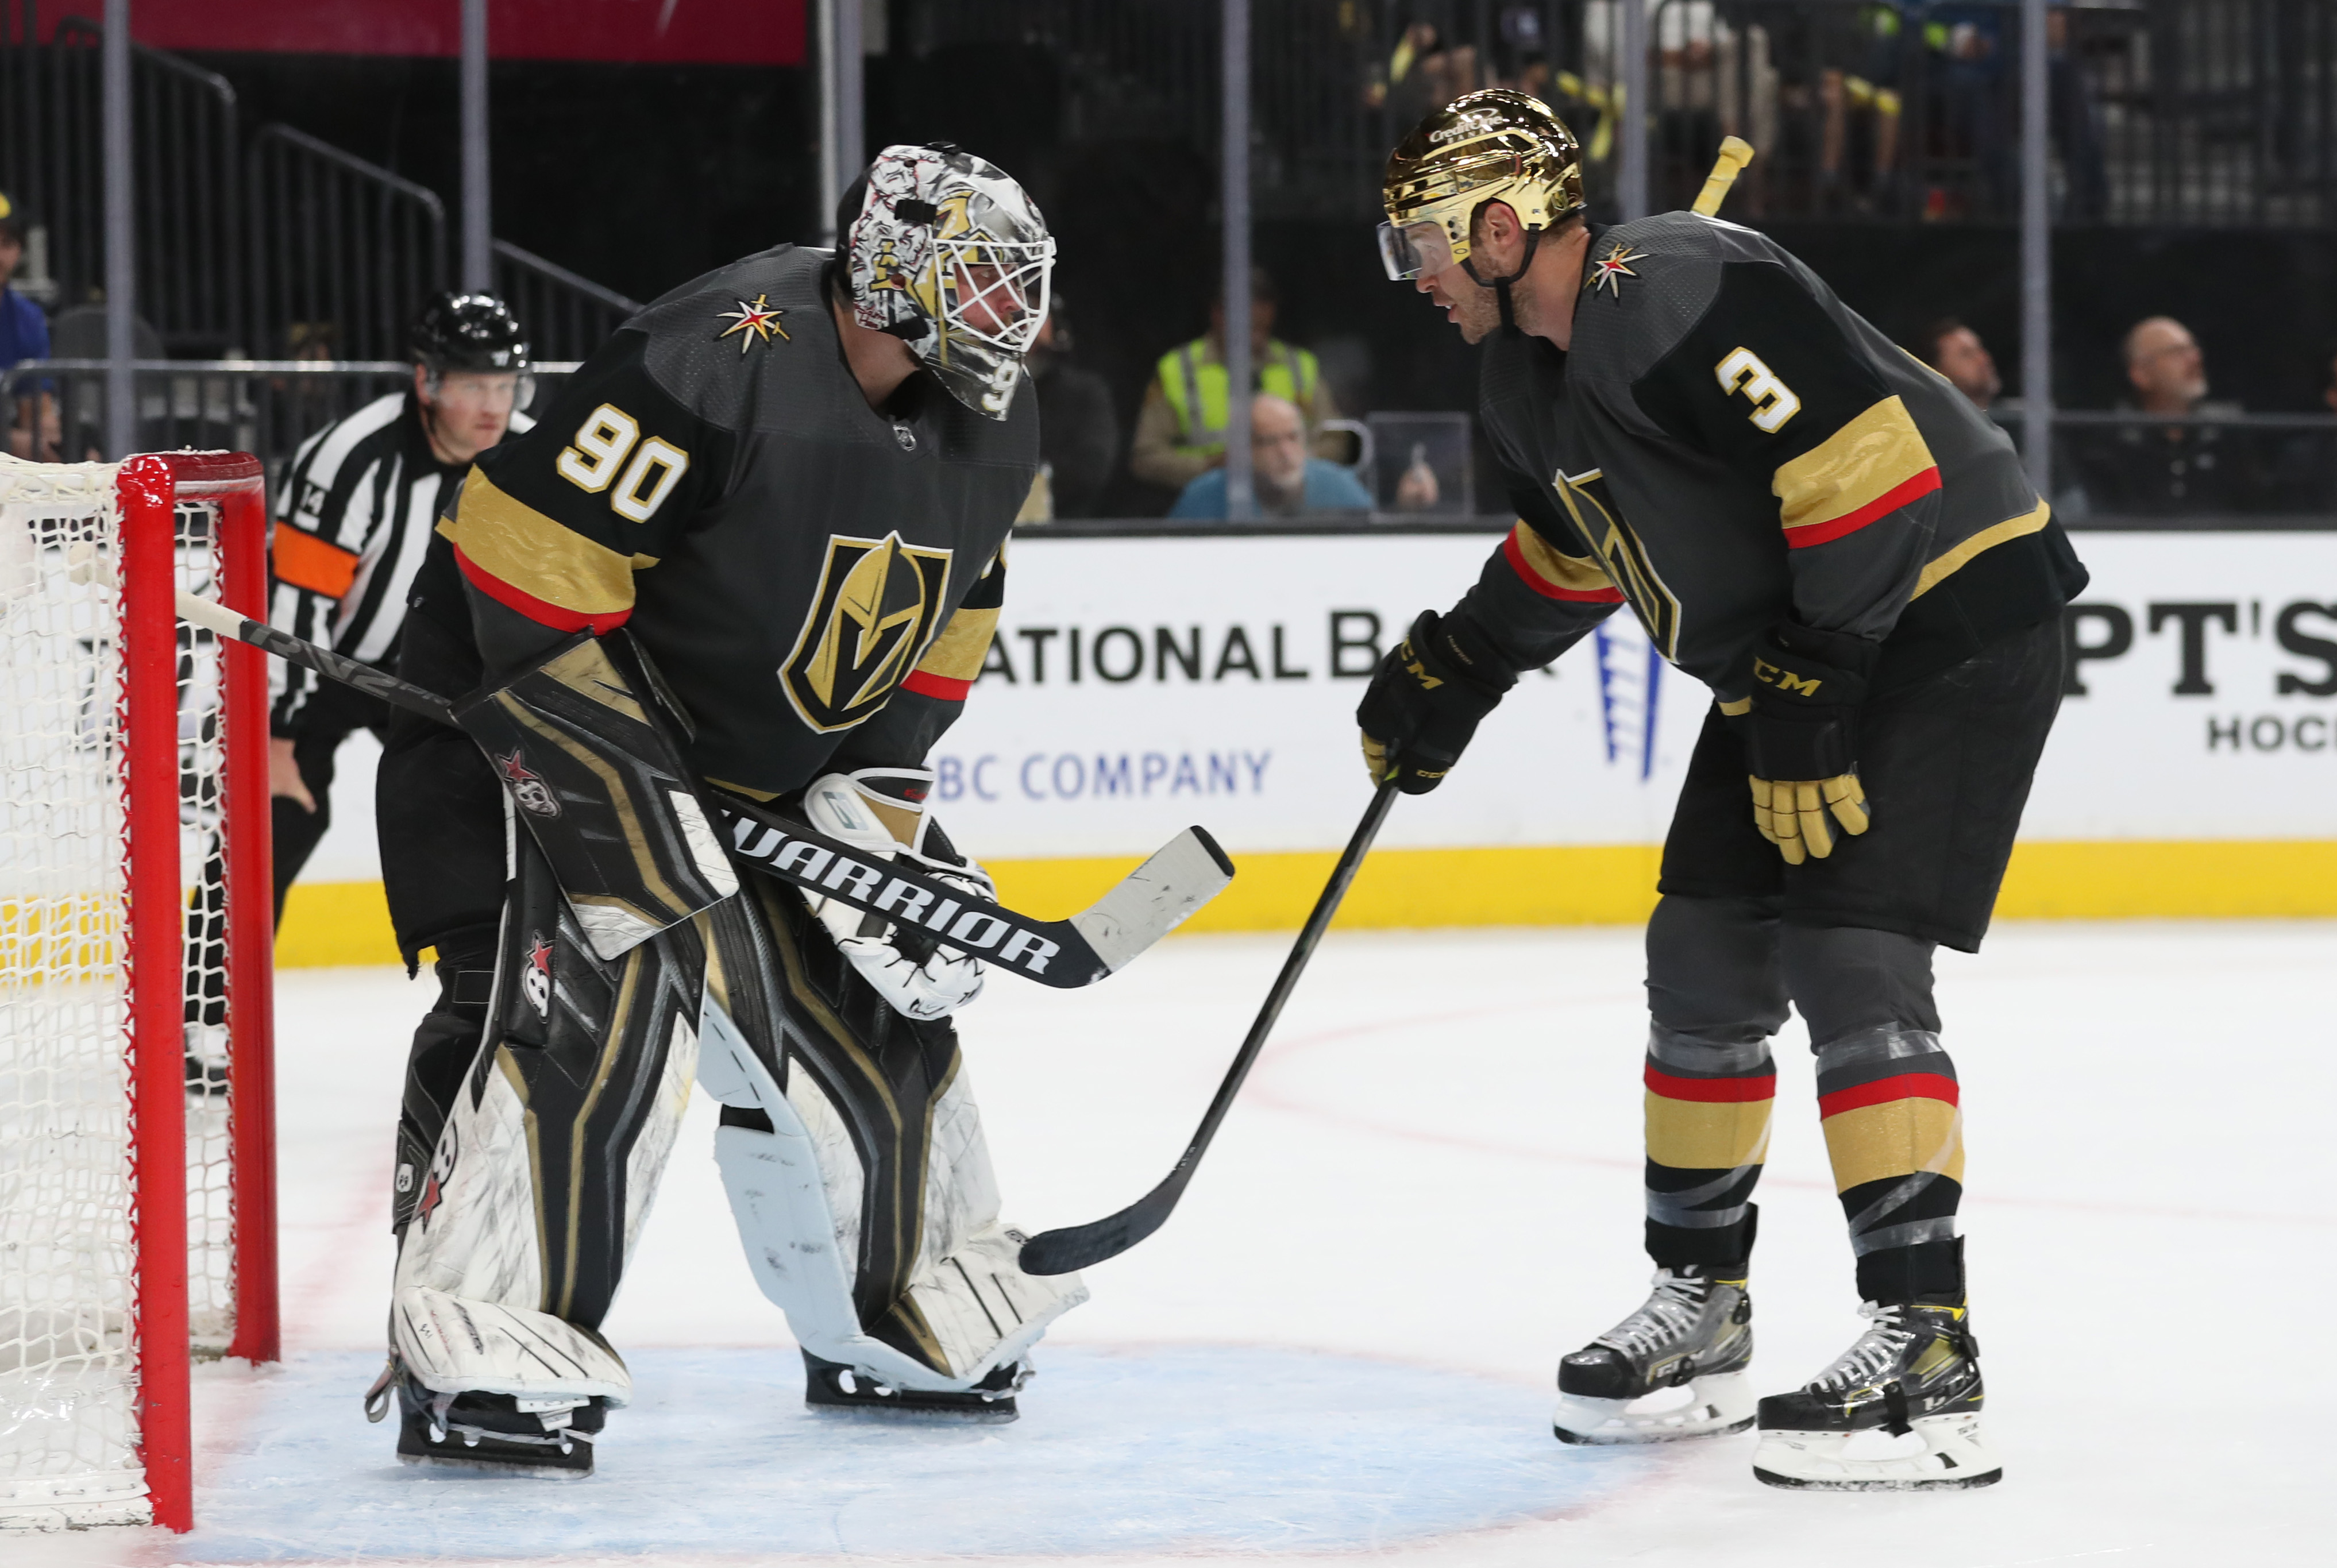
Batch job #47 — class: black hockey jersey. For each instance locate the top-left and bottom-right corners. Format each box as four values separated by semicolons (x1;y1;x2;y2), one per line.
441;244;1031;797
1452;212;2087;699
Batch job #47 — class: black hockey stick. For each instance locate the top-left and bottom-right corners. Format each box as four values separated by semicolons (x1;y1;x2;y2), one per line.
1018;779;1399;1276
174;590;1235;987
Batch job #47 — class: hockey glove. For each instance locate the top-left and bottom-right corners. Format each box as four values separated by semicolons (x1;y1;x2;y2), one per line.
800;768;989;1020
1741;623;1878;866
1356;609;1518;794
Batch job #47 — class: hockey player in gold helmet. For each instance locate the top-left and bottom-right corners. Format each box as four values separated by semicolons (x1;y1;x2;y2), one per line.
1376;88;1586;335
1357;90;2090;1492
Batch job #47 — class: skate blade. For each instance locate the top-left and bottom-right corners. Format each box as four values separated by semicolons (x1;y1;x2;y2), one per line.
1752;1410;2002;1490
805;1399;1019;1425
1554;1372;1756;1446
397;1449;593;1478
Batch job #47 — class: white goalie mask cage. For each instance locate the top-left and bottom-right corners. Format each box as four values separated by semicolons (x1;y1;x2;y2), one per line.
846;144;1055;420
0;450;279;1535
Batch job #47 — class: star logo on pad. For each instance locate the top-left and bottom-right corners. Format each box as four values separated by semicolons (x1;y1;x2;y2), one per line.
1587;242;1647;298
716;293;789;353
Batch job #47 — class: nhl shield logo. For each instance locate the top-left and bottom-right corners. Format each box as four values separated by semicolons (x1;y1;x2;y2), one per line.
781;532;952;732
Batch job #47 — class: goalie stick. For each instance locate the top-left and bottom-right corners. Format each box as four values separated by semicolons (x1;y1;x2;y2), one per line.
1018;779;1398;1276
173;589;1233;987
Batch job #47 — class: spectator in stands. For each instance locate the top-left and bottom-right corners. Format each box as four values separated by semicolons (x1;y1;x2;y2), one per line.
1022;295;1117;520
1916;318;2002;411
1131;266;1342;499
2071;316;2251;515
1167;393;1372;519
2273;342;2337;513
0;190;59;461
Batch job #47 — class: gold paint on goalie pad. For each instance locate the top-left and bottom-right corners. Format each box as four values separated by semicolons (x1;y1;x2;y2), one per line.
1911;500;2051;601
538;638;649;725
1772;396;1934;535
1644;1094;1775;1172
442;469;653;616
1821;1098;1966;1194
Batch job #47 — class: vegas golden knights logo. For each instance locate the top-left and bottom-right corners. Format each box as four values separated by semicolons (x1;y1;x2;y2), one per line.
781;532;954;732
1552;467;1683;661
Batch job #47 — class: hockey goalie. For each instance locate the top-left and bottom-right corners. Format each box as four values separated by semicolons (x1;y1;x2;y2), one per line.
361;144;1083;1474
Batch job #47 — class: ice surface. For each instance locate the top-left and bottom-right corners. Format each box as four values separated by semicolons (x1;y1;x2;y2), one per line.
11;922;2330;1565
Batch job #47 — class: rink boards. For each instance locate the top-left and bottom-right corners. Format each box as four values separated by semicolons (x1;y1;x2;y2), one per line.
276;528;2337;963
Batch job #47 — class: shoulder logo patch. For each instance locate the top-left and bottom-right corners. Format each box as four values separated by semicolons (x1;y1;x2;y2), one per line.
780;532;954;732
716;292;789;353
1587;241;1646;299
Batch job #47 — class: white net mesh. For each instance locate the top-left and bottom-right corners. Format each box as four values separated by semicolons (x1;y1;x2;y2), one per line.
0;455;249;1529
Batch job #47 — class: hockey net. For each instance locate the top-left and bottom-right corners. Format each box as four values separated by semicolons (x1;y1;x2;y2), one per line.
0;451;275;1533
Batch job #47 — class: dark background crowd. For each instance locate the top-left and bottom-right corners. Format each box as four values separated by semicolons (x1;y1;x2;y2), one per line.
5;0;2336;520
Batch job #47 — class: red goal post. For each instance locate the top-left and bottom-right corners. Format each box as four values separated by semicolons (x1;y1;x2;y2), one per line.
0;450;277;1534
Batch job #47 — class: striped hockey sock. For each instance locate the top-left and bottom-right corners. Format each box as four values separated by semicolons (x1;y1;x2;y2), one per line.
1815;1026;1966;1303
1642;1027;1776;1270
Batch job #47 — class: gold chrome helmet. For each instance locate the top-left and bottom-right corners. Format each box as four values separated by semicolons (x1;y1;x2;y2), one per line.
1378;88;1586;285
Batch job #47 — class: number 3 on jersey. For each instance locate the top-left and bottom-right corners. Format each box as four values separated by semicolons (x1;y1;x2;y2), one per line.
1713;348;1801;433
556;402;691;522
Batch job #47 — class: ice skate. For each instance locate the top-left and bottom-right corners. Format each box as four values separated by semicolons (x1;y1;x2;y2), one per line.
802;1350;1027;1423
1553;1265;1756;1444
368;1358;606;1477
1752;1300;2001;1490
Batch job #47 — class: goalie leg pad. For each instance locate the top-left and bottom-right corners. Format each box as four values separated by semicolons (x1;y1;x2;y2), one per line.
699;884;1087;1393
394;832;703;1331
390;1285;631;1404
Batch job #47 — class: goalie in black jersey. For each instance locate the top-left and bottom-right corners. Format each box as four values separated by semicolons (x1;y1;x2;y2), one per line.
367;145;1082;1474
1358;92;2088;1490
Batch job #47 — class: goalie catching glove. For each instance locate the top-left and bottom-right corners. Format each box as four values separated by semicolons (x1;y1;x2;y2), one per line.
1356;609;1518;794
801;768;991;1019
1740;622;1877;865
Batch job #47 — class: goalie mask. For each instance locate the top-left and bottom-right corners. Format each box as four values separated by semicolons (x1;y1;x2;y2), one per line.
843;144;1054;420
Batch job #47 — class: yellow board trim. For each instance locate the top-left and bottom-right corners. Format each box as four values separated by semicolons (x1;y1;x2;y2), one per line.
1910;500;2051;601
271;839;2337;968
1772;394;1934;534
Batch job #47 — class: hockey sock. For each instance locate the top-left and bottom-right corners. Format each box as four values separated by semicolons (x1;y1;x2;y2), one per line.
1814;1025;1965;1303
1644;1026;1773;1270
1642;896;1790;1272
392;928;498;1239
1781;924;1965;1304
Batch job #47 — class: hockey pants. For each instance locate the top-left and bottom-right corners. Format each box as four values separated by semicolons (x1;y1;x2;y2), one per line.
387;832;1087;1403
1641;894;1965;1304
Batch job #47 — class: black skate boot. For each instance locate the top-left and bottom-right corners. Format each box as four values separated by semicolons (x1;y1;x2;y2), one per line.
368;1357;606;1476
1752;1299;2001;1489
1553;1265;1756;1444
803;1350;1024;1423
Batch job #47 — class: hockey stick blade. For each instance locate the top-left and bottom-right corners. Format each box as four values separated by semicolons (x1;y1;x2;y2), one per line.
1019;781;1398;1276
175;590;1236;987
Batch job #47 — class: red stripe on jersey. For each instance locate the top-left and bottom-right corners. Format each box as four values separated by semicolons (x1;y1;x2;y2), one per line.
1818;1071;1961;1119
1785;468;1942;549
452;542;633;635
901;669;973;701
1644;1065;1777;1103
1503;531;1626;602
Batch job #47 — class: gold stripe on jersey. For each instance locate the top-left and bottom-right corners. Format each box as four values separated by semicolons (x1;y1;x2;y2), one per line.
1910;500;2052;601
1772;395;1937;535
1819;1098;1966;1194
442;467;655;618
1508;520;1618;596
914;605;1000;682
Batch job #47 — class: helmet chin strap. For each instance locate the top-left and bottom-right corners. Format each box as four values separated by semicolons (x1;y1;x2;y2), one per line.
1462;227;1543;334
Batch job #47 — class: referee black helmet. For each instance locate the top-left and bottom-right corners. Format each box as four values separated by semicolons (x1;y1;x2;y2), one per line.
410;292;529;373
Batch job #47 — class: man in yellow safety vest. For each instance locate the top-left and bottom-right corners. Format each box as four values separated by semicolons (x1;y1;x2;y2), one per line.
1129;264;1345;494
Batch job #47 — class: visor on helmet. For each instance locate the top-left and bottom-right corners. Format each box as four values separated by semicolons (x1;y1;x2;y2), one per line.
937;231;1055;354
1378;220;1455;281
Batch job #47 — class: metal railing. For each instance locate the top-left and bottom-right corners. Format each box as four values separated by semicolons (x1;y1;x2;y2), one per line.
493;241;645;363
0;13;242;352
245;127;449;363
2;359;581;495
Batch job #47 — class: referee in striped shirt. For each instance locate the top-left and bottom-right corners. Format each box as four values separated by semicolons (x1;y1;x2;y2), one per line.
264;293;534;918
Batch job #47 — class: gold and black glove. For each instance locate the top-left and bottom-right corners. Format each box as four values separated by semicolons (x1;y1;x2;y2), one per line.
1356;609;1517;794
1740;623;1877;865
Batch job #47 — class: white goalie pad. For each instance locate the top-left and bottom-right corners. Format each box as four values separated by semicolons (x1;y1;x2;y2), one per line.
392;1286;632;1404
696;997;1087;1392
